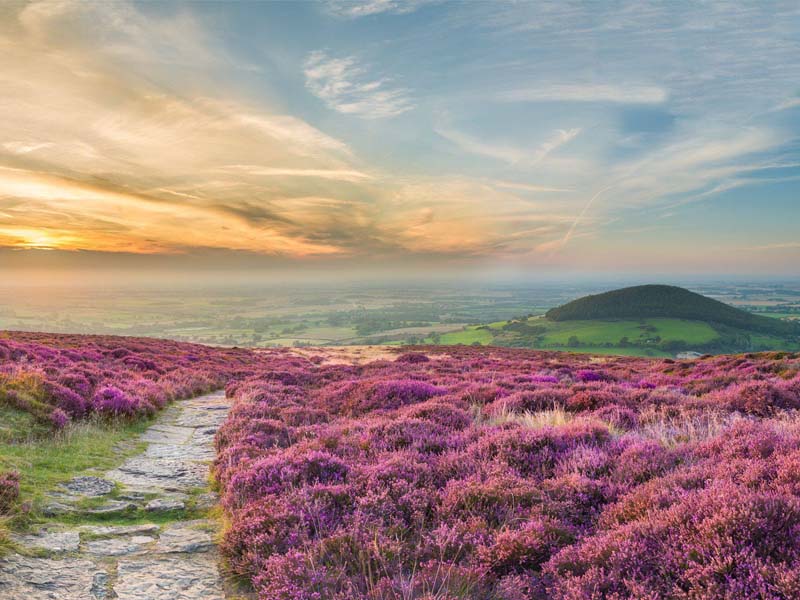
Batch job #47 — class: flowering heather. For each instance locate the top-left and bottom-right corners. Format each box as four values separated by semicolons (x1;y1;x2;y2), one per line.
214;345;800;599
49;407;69;431
0;331;270;425
0;471;19;514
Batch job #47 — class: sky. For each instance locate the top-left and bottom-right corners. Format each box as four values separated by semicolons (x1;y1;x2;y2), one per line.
1;0;799;282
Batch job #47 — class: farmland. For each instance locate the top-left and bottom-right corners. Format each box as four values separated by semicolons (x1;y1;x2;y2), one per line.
1;282;797;355
431;317;720;356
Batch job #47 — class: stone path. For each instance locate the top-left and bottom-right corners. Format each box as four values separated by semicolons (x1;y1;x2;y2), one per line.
0;391;234;599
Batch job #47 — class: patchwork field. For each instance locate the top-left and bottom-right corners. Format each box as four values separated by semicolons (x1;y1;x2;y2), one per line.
429;317;722;355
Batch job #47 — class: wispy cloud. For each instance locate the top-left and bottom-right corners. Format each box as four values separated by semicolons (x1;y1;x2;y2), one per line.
746;242;800;251
497;84;667;105
774;98;800;112
435;125;580;165
304;51;414;118
218;165;372;182
324;0;435;18
492;181;570;193
0;1;369;258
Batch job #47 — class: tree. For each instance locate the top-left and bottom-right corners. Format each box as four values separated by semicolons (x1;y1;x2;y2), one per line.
567;335;580;347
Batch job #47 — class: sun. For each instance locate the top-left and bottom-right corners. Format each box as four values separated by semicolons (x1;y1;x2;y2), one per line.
0;228;74;250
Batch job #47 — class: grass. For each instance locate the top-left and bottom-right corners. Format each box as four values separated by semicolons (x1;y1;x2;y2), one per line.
537;318;719;346
0;406;48;444
424;317;719;355
749;332;800;351
430;326;494;345
476;403;748;448
544;345;672;358
0;408;154;537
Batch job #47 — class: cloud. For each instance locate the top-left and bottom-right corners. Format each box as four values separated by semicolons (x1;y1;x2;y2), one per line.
492;181;571;193
0;1;379;258
774;98;800;112
324;0;435;18
2;0;798;273
377;179;577;256
304;51;414;118
435;125;581;165
218;165;372;182
497;84;667;105
746;242;800;251
0;167;342;255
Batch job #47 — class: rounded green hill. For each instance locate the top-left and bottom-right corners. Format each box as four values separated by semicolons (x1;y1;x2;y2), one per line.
545;284;798;337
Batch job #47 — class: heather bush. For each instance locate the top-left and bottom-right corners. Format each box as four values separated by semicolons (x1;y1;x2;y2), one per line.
212;346;800;599
0;331;273;426
478;516;573;576
368;379;444;410
395;352;431;364
49;407;70;430
0;471;20;514
46;383;88;419
91;385;140;418
544;484;800;598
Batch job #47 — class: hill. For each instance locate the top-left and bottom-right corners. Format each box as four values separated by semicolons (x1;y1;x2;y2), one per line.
545;284;799;337
426;285;800;356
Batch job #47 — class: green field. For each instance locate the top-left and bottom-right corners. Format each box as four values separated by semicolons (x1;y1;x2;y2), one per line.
436;327;495;345
544;345;672;357
428;317;720;349
537;318;719;346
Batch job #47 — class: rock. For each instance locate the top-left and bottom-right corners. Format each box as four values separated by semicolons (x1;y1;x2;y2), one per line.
80;524;160;538
12;530;80;553
41;502;76;516
84;536;155;556
118;491;147;502
145;498;185;512
86;500;137;516
113;556;225;599
106;457;208;492
193;492;219;511
0;555;106;599
155;521;214;553
0;393;229;600
91;572;109;599
61;476;114;498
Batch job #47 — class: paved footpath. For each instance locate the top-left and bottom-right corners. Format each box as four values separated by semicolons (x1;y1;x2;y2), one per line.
0;391;235;599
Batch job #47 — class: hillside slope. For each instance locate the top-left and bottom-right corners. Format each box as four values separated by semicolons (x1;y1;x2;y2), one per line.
545;285;798;337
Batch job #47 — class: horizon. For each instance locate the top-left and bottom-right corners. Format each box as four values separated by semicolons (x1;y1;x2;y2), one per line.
1;1;799;281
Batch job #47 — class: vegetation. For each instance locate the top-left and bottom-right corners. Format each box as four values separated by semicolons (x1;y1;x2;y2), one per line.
214;345;800;598
443;286;800;357
0;409;151;518
2;283;798;351
546;284;800;337
0;332;277;549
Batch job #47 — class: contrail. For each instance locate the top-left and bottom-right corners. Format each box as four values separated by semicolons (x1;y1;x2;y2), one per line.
552;184;615;254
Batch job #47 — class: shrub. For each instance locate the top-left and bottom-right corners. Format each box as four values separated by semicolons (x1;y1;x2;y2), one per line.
212;345;800;598
0;471;20;514
49;407;70;430
91;385;140;418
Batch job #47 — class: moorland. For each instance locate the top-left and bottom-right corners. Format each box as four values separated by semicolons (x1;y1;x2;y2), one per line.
2;331;800;598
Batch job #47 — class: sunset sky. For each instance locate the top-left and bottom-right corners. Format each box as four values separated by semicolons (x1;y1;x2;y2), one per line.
1;0;799;280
